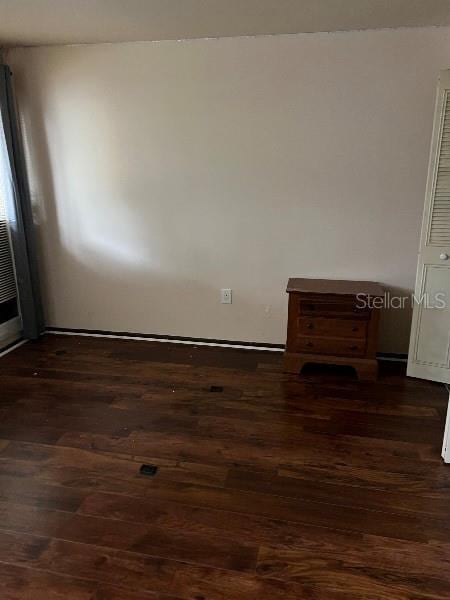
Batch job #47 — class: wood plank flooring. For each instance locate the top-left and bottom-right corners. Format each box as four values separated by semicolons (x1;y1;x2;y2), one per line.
0;333;450;599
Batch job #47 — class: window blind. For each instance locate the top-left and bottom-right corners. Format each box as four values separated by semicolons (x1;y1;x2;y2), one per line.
0;180;16;305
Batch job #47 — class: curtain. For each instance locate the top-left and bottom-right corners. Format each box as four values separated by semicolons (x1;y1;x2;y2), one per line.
0;64;44;339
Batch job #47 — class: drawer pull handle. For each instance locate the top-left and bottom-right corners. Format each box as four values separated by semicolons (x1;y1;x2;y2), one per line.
306;323;314;329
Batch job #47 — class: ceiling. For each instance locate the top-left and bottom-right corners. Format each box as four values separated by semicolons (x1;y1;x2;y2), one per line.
1;0;450;47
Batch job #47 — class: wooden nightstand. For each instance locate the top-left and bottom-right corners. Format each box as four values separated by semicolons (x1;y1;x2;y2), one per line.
283;278;384;381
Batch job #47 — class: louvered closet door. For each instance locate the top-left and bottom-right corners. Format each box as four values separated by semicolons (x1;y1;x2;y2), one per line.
408;70;450;382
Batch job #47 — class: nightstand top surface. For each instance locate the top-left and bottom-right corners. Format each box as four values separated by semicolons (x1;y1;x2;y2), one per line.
286;278;384;297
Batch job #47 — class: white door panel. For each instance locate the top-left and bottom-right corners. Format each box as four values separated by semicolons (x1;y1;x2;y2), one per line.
408;71;450;383
414;265;450;365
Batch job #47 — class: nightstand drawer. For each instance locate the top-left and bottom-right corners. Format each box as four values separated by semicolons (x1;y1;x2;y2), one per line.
296;336;366;357
298;317;367;339
299;300;369;319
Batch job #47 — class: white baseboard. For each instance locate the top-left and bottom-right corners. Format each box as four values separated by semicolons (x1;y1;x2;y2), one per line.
46;329;284;352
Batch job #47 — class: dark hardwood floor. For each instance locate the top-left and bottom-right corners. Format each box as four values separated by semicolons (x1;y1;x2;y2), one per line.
0;334;450;599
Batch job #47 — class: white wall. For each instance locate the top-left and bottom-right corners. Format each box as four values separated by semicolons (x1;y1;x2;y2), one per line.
6;27;450;352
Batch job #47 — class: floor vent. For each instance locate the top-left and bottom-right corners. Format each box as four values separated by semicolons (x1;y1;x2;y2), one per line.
139;464;158;476
209;385;224;393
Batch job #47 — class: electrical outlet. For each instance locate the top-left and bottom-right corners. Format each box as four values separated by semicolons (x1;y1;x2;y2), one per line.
220;288;232;304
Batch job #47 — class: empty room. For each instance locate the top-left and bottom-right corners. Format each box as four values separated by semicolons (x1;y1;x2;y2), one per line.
2;1;450;598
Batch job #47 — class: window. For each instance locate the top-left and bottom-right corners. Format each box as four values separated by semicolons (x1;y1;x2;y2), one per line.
0;162;18;324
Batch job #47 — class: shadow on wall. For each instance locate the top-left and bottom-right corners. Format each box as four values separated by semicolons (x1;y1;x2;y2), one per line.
16;86;269;341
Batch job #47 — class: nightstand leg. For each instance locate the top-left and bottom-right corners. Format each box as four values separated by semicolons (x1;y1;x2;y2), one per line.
354;360;378;381
283;353;306;374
